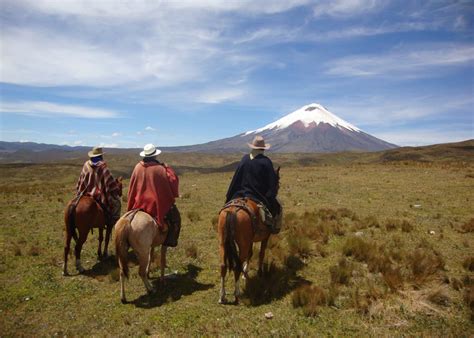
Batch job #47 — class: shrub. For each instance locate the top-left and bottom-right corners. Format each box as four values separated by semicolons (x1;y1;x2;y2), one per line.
401;220;414;233
292;284;327;317
185;243;198;259
329;257;352;285
428;287;451;306
461;218;474;233
382;267;404;291
385;219;399;231
462;256;474;272
187;210;201;222
408;247;445;284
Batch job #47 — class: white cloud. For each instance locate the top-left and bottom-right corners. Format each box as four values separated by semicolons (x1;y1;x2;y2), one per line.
0;101;120;118
313;0;384;17
326;44;474;77
145;126;155;131
196;88;244;104
98;142;119;148
373;128;473;147
111;132;121;137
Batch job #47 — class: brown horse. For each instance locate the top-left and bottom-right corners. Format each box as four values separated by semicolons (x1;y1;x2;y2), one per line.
114;210;169;303
63;177;123;275
217;167;281;304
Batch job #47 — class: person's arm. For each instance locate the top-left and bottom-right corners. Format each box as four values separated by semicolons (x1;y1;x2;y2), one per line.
127;168;137;211
76;163;86;194
103;165;120;197
265;160;278;199
165;165;179;198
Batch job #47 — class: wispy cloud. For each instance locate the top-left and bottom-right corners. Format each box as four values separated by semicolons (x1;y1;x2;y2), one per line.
373;127;473;146
313;0;385;17
144;126;155;131
326;44;474;77
0;101;120;118
196;88;244;104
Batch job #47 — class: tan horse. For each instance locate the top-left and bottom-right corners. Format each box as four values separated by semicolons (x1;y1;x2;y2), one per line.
63;177;122;275
217;168;280;304
114;210;169;304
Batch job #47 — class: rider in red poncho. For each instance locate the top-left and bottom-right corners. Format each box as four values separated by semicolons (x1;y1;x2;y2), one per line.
127;144;179;230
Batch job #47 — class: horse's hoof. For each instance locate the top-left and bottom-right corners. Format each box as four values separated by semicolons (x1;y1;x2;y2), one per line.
218;298;227;304
234;298;239;305
77;267;85;274
121;298;127;304
62;271;69;277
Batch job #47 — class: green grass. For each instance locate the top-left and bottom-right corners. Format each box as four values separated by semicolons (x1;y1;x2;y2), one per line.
0;154;473;336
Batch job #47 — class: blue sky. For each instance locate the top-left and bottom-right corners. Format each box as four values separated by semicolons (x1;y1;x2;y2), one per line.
0;0;473;148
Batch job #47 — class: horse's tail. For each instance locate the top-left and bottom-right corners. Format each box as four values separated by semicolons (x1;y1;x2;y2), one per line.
224;211;242;274
65;203;79;242
115;217;130;279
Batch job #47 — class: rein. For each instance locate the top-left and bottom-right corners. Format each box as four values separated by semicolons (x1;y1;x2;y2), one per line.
220;198;259;233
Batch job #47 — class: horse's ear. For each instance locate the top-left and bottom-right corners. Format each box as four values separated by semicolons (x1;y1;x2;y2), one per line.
117;176;123;182
276;166;281;175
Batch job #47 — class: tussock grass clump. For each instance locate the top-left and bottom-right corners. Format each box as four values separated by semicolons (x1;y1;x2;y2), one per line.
287;235;311;258
408;247;445;284
185;243;198;259
361;215;380;229
243;262;294;306
401;220;414;233
460;218;474;233
451;277;463;291
13;244;22;256
329;257;353;285
292;284;327;317
342;236;376;262
385;219;399;231
383;267;404;291
186;210;201;222
28;245;41;256
427;287;451;306
464;286;474;320
462;256;474;272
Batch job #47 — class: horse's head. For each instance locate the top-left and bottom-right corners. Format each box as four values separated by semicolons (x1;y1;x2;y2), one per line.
116;176;123;197
275;166;281;195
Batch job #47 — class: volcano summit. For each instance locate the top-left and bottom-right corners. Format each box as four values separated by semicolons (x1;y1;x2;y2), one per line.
170;103;397;153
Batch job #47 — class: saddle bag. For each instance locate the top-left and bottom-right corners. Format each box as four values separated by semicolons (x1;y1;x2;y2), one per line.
164;204;181;247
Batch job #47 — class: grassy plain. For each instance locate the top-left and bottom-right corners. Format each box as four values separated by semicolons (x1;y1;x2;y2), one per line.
0;146;473;336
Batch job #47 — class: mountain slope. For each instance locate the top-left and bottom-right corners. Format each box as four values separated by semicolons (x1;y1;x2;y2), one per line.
171;103;397;153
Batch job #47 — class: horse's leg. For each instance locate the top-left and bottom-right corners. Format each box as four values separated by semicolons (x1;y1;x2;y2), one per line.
75;229;88;273
257;238;269;277
63;231;72;276
160;246;167;283
137;247;154;294
146;246;154;279
103;224;112;258
242;245;253;280
218;243;227;304
120;269;127;304
97;227;104;260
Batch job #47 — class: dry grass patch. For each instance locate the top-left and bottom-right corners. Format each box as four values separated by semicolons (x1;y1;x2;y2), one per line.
460;218;474;233
292;284;327;317
462;256;474;272
408;245;445;285
329;257;353;285
185;243;198;259
427;287;451;307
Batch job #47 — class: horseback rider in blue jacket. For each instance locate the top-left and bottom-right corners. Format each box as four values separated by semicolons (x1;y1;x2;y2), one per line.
225;136;281;233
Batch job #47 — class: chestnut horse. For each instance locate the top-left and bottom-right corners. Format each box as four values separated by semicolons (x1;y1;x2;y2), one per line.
63;177;122;275
114;210;169;303
217;167;281;304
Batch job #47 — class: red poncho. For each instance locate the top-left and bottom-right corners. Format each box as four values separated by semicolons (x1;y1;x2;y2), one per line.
127;161;179;228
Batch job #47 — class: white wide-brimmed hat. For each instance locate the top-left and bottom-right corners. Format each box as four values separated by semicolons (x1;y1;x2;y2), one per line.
247;135;271;150
140;143;162;157
88;146;104;158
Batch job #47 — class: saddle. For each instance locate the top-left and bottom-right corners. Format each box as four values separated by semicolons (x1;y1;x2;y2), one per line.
123;205;181;247
221;198;282;234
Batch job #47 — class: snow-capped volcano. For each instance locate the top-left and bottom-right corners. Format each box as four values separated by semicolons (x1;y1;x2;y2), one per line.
246;103;361;134
168;103;397;153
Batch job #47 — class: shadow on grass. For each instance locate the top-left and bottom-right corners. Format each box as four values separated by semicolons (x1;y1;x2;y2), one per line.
242;255;309;306
131;264;214;309
81;251;139;278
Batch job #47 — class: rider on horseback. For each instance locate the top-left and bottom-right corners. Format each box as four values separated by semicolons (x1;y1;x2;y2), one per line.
127;144;180;246
76;146;121;226
225;136;282;233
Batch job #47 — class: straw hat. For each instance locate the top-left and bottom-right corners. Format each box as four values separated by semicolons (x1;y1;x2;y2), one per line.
140;143;162;157
88;146;104;158
247;135;270;150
